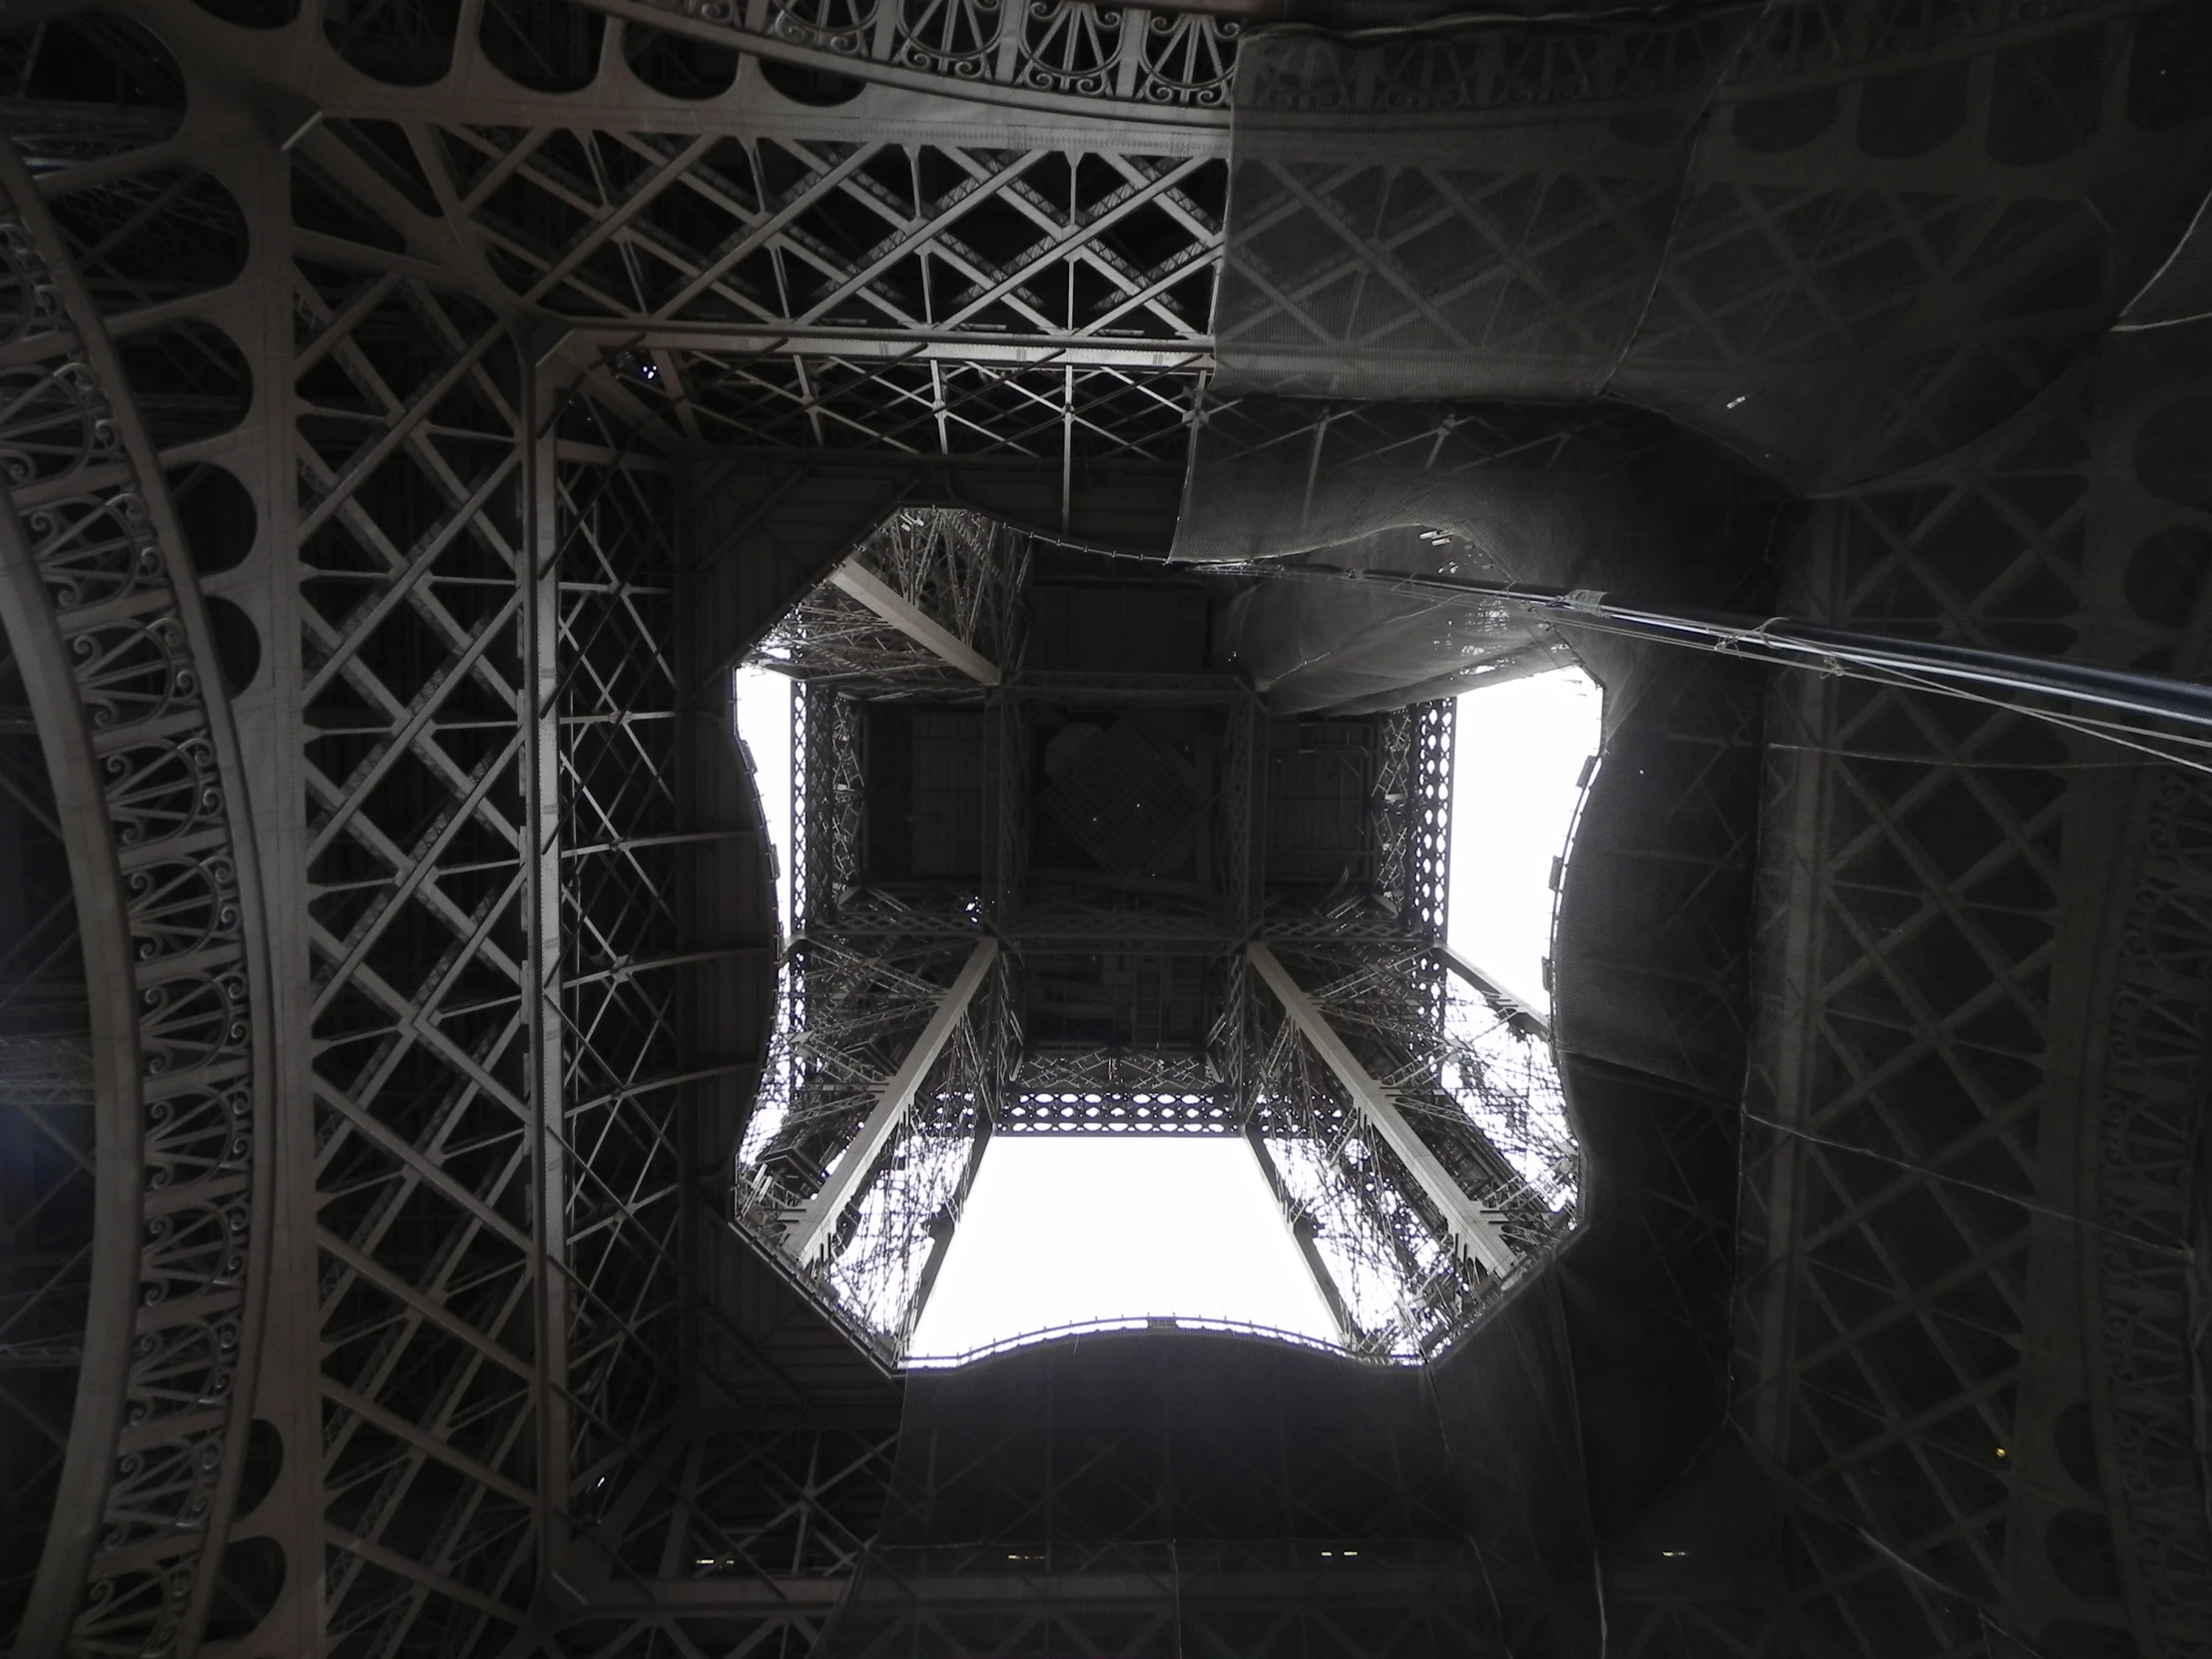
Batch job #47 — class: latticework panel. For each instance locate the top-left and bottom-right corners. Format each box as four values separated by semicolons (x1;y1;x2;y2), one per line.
1371;699;1453;935
601;345;1204;463
527;1411;901;1653
1744;339;2212;1654
1752;684;2056;1646
2084;765;2212;1656
1743;437;2085;1649
1221;4;1750;399
298;244;546;1651
1216;1;2212;496
435;124;1222;344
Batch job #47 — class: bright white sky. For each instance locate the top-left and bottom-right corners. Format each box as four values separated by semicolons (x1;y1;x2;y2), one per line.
1445;669;1603;1010
905;1137;1341;1360
733;666;795;937
728;659;1603;1360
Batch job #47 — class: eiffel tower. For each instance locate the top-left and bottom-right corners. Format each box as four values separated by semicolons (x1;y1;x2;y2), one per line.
1;4;2210;1657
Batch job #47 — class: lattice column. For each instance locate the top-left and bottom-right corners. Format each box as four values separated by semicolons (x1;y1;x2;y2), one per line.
292;225;548;1653
739;927;997;1358
1246;981;1475;1360
547;390;725;1579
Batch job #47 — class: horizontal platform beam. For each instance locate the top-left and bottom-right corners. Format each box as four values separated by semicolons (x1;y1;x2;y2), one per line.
558;1560;1483;1617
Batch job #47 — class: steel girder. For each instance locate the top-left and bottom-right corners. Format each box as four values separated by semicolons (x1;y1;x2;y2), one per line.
754;505;1023;696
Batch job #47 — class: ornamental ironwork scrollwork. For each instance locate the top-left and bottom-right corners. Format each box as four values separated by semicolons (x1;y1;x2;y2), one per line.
895;0;1002;77
1020;1;1120;97
641;0;1236;110
0;140;267;1659
769;0;880;54
1136;8;1235;107
1726;0;2127;87
1241;9;1736;117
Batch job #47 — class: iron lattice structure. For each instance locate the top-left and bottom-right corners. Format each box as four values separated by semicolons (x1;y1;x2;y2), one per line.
735;508;1579;1364
0;5;2206;1659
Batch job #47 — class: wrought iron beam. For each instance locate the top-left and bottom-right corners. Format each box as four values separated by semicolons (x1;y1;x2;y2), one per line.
580;0;1241;125
827;559;1000;686
1247;943;1515;1277
788;937;999;1263
1436;944;1547;1036
564;326;1215;371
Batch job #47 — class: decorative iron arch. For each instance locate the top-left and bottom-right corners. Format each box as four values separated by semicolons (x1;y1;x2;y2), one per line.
0;140;272;1658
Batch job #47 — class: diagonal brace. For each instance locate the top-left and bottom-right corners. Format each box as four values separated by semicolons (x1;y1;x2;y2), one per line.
788;938;998;1263
828;559;1000;685
1248;942;1516;1276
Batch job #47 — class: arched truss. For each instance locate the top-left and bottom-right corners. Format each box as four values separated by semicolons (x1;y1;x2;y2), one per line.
0;146;272;1656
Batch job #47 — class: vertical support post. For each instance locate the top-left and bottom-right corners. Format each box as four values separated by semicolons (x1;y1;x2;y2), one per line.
1226;691;1264;933
984;692;1021;930
1243;1126;1362;1349
524;360;572;1561
789;937;999;1263
1247;942;1516;1276
1300;405;1332;532
1060;363;1074;537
